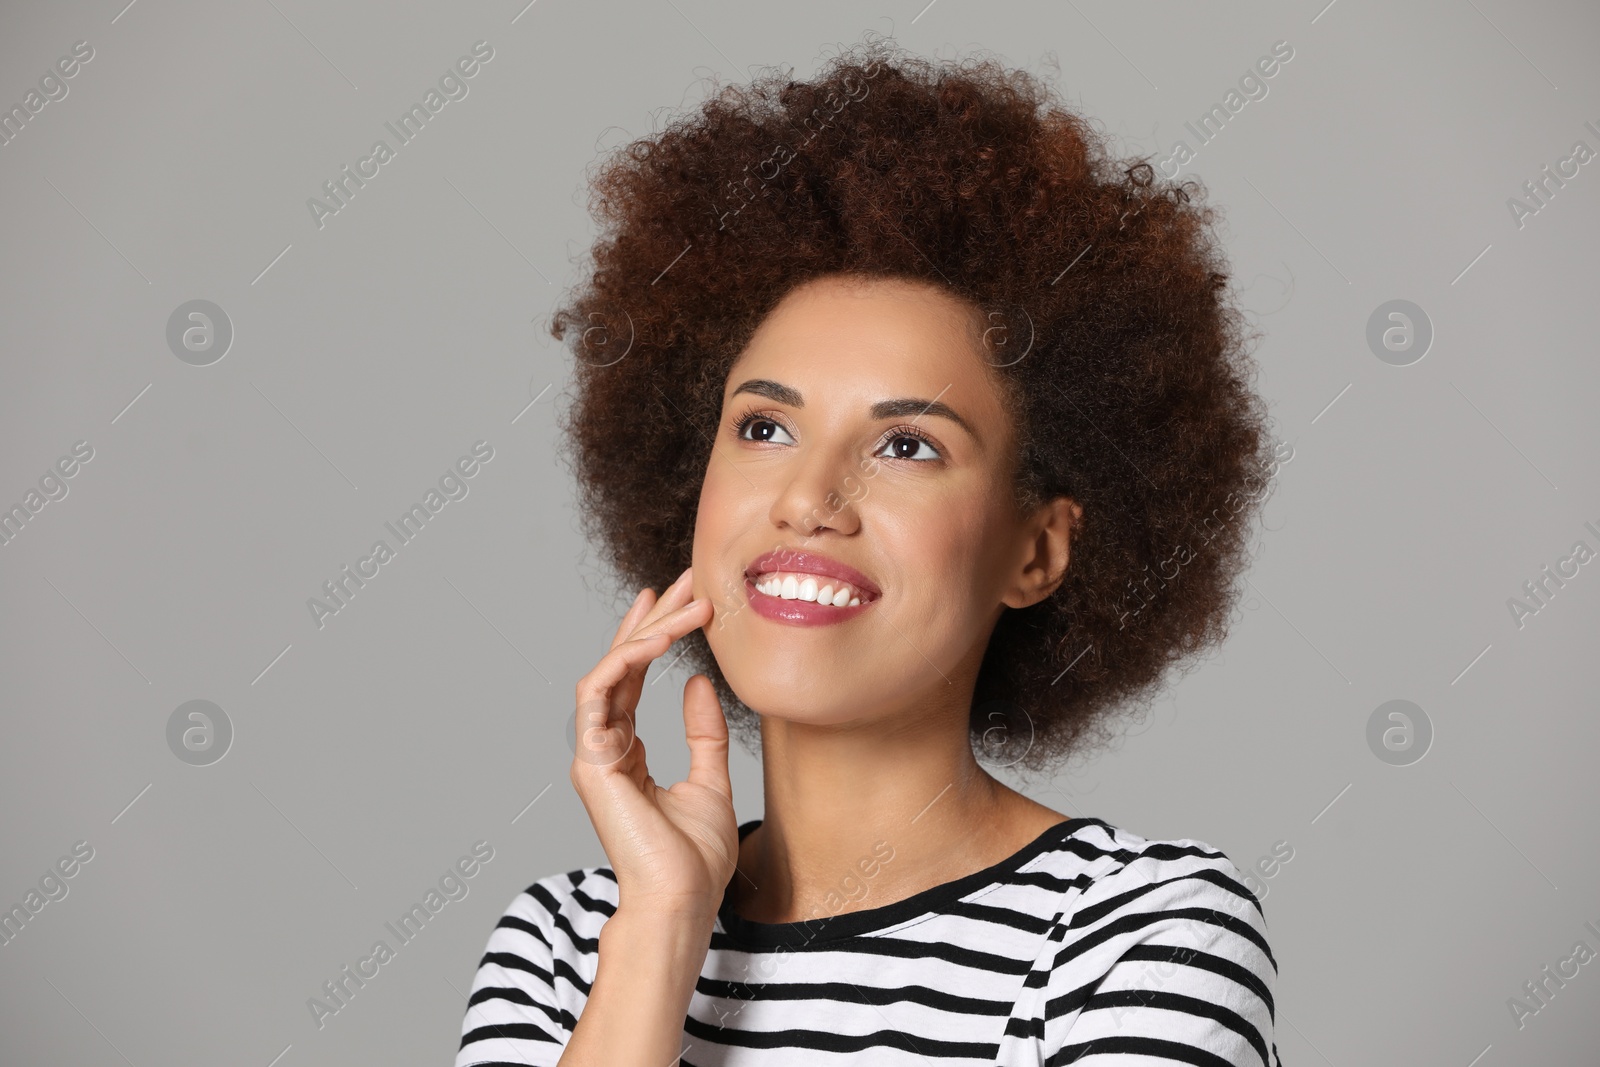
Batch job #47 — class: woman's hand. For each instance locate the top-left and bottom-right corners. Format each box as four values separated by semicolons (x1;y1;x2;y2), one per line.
568;566;737;923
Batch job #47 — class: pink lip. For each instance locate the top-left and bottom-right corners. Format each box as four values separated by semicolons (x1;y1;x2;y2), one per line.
741;549;882;628
744;576;877;626
743;549;882;600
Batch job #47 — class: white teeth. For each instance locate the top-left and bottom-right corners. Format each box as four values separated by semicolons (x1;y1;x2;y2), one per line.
753;571;871;606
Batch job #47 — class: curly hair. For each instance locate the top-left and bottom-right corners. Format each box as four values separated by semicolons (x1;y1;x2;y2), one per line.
548;34;1279;777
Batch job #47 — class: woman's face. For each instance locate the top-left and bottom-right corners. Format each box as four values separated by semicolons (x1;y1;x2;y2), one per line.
693;274;1063;728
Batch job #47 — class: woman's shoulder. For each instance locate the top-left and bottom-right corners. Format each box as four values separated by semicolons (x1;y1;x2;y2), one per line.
1041;817;1278;976
490;864;620;950
1042;815;1254;875
523;864;621;905
1021;819;1281;1065
1035;817;1272;929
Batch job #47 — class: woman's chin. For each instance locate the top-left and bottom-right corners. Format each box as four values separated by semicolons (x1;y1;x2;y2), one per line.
726;677;862;726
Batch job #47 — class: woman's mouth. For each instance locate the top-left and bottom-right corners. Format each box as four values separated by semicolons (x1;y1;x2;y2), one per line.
744;571;879;626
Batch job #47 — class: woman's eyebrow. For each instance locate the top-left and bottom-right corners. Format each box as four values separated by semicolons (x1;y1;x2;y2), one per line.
729;378;980;442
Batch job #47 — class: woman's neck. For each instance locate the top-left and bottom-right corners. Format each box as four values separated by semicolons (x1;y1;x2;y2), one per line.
728;716;1067;925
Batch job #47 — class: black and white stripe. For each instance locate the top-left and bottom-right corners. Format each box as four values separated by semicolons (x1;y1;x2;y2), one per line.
456;818;1283;1066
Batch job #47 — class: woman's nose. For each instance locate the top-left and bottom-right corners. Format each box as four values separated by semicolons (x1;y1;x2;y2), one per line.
767;454;861;537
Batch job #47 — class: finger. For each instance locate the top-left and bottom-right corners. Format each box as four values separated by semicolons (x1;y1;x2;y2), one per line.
571;738;656;834
609;566;688;649
626;567;697;642
630;594;713;644
577;630;673;707
610;587;655;650
609;596;712;715
626;737;649;784
571;700;638;770
683;674;732;799
579;597;711;730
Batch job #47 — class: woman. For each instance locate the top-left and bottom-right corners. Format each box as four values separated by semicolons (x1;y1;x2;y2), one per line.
457;36;1283;1066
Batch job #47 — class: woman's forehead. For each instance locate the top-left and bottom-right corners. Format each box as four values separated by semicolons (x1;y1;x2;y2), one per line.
727;277;998;399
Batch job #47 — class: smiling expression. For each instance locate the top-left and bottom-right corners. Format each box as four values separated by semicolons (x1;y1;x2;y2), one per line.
692;273;1052;727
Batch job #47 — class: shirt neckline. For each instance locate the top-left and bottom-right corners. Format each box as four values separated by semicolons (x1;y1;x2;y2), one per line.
715;815;1101;948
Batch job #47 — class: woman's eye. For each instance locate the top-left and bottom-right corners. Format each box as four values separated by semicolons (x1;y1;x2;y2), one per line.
735;416;940;462
878;434;941;462
738;417;795;445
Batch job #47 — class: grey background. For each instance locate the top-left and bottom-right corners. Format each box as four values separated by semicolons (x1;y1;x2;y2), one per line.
2;0;1597;1064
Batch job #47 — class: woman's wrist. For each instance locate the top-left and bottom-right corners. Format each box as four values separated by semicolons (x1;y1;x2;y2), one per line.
612;890;722;926
597;906;716;1011
602;901;718;953
558;905;717;1065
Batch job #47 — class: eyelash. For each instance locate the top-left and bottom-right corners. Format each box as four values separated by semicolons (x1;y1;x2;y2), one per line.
729;407;944;462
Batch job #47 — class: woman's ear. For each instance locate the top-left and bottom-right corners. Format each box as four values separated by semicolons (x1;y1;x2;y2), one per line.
1001;496;1082;610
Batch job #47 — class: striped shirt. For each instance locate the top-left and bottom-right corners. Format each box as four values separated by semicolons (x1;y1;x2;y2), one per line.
456;816;1283;1065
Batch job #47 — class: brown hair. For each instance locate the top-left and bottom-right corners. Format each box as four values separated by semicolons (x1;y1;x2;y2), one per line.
550;35;1279;776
